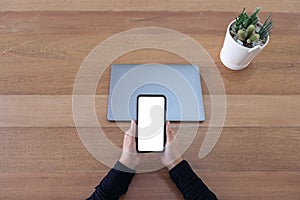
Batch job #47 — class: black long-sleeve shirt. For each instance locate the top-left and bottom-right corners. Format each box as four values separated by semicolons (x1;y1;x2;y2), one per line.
169;160;217;200
87;160;217;200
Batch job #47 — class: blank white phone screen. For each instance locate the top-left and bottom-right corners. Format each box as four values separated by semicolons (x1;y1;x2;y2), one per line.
138;96;165;152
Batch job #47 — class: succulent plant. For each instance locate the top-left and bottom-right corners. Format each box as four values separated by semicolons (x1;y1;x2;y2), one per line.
232;7;273;47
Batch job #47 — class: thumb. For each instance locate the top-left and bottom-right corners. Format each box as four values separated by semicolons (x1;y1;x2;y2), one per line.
166;121;174;143
127;120;136;137
131;120;136;130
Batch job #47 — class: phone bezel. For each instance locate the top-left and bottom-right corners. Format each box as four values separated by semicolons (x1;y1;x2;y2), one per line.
136;94;166;153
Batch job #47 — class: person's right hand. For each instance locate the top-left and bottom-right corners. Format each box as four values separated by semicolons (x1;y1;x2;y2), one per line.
160;121;183;170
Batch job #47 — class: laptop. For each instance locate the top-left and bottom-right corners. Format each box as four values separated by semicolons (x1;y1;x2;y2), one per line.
107;64;205;121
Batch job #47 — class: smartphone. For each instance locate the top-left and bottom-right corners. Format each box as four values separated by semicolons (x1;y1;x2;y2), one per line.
136;94;166;153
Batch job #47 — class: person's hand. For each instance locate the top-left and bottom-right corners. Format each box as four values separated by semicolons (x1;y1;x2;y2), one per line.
160;121;183;170
119;120;143;170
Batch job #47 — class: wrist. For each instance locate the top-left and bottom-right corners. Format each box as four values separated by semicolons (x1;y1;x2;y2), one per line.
114;160;136;173
167;157;183;170
119;158;135;170
119;157;137;170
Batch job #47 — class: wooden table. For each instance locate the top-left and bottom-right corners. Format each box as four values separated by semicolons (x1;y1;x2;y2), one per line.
0;1;299;199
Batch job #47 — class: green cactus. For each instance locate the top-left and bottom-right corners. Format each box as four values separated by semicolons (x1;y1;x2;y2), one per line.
259;14;273;40
247;33;260;44
233;7;273;47
237;29;246;41
246;25;255;36
237;24;259;44
235;7;260;32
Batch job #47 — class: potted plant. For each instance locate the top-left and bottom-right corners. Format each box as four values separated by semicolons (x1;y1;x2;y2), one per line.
220;7;273;70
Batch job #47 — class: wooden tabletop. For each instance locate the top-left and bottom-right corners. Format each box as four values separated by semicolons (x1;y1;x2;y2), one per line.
0;1;299;199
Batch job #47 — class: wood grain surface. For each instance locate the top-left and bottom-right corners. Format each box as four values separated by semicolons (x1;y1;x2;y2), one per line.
0;95;299;127
0;0;299;13
0;1;299;199
0;172;299;200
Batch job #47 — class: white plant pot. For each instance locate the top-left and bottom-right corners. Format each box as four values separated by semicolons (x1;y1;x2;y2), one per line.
220;20;269;70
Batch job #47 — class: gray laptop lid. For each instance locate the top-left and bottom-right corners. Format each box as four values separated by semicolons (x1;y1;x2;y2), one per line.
107;64;205;121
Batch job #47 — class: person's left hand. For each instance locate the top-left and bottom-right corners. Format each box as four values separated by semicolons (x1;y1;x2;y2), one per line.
119;120;143;170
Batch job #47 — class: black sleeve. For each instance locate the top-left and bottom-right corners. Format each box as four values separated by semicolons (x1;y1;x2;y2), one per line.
169;160;218;200
87;161;135;200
